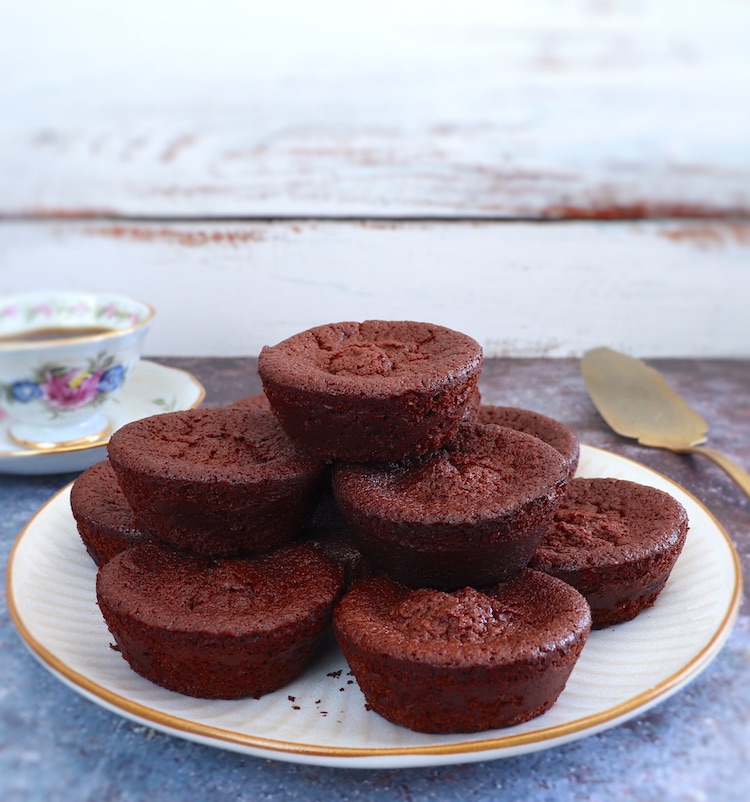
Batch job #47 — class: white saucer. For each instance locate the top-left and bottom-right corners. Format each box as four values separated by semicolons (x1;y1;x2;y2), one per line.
0;360;205;475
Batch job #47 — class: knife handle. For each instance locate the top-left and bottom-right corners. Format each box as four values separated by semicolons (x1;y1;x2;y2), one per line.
682;446;750;499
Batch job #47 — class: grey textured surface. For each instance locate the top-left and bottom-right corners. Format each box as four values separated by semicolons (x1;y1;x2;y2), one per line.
2;357;748;802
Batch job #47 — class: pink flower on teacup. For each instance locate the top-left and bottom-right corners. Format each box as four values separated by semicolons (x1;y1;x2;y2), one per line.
35;303;54;318
42;369;103;410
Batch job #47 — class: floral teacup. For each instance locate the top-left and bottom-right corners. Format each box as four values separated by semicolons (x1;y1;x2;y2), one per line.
0;292;154;448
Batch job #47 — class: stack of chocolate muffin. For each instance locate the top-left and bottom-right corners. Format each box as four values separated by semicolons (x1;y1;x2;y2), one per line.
72;320;689;734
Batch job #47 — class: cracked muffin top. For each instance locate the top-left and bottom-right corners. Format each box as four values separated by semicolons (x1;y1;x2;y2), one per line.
334;422;568;526
334;570;591;668
532;477;689;570
258;320;483;396
107;407;321;484
98;541;344;635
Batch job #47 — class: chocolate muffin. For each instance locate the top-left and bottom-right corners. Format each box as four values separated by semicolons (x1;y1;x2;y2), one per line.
97;542;344;699
228;392;271;411
333;423;569;590
107;407;325;557
463;385;482;421
301;487;370;589
70;460;151;566
477;405;580;478
334;570;591;733
530;477;689;628
258;320;483;462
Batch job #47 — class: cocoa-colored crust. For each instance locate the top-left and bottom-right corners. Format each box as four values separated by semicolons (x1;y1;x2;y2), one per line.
334;570;591;733
228;392;271;411
96;542;344;699
107;407;325;557
477;404;580;478
301;486;371;589
463;385;482;421
530;477;689;627
70;460;151;566
333;423;568;590
257;320;483;461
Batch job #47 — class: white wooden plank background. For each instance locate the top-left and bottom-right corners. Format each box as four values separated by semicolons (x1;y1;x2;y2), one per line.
1;2;748;357
2;0;749;218
2;220;748;358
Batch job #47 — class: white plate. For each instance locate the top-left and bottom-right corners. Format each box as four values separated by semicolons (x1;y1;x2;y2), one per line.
0;360;205;474
7;446;742;769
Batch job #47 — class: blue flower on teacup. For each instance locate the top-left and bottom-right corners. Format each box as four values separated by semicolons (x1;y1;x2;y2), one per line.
11;380;44;403
98;364;125;393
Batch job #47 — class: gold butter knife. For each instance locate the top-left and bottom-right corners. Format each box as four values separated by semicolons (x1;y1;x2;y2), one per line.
581;347;750;499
